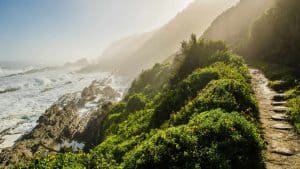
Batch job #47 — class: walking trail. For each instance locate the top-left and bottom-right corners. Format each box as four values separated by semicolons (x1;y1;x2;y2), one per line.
249;68;300;169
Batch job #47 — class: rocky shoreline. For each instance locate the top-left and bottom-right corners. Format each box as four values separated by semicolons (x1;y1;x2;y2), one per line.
0;78;123;166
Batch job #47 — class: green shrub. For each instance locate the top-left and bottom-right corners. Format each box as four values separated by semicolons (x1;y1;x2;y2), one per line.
110;102;127;114
127;63;173;98
117;109;153;138
18;153;89;169
121;110;264;169
171;79;257;125
151;67;221;128
90;135;138;169
90;109;155;168
151;54;250;128
287;96;300;133
170;36;227;85
125;94;147;113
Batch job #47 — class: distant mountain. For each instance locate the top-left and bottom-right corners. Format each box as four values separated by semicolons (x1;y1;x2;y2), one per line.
97;31;155;72
202;0;275;50
92;0;239;77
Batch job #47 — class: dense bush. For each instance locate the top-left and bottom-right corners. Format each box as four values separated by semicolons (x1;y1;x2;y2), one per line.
125;93;147;113
122;110;264;169
127;63;173;98
151;48;250;128
16;153;89;169
288;96;300;133
171;79;258;125
151;67;220;128
286;86;300;134
170;35;227;85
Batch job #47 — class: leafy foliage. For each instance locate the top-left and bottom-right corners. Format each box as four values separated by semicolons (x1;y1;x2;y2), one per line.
170;35;227;84
122;110;264;169
125;94;147;113
127;63;173;98
287;86;300;134
171;78;258;125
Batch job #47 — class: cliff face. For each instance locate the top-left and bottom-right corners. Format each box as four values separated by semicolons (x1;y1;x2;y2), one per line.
0;78;122;166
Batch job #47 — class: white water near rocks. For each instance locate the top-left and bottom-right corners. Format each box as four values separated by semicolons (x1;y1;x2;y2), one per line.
0;65;128;150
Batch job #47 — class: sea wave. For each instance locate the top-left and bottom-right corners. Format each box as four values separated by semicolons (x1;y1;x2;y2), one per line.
0;66;32;77
1;66;52;78
0;87;21;94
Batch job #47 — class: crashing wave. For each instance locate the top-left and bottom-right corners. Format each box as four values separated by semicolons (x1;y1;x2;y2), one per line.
0;87;21;94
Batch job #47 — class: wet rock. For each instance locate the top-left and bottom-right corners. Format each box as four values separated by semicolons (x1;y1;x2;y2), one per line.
102;86;121;99
0;79;124;166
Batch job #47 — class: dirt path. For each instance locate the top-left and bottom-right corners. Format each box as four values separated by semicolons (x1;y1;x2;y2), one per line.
249;69;300;169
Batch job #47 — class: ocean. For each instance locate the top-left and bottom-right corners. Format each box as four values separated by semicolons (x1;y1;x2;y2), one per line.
0;61;127;150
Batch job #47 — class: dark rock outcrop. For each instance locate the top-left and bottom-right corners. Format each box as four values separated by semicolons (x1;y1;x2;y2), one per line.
0;78;123;166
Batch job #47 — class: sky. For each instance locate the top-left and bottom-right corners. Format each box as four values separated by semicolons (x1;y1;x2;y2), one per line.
0;0;194;65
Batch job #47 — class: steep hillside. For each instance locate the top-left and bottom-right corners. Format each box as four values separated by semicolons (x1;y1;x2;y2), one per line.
14;37;264;169
94;0;239;77
202;0;275;50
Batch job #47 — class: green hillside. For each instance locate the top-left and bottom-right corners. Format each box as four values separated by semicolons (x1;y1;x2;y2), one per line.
16;37;264;169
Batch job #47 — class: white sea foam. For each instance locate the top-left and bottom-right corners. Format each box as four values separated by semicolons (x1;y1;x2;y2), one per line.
0;66;129;149
0;134;23;149
0;66;36;78
54;140;85;152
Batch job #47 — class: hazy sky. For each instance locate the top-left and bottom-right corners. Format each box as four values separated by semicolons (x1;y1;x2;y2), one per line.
0;0;194;64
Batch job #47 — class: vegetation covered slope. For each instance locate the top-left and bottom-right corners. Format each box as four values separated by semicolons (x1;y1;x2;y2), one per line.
202;0;275;50
202;0;299;134
16;37;264;169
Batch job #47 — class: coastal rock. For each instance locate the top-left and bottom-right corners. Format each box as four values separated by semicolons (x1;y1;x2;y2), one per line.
0;79;123;166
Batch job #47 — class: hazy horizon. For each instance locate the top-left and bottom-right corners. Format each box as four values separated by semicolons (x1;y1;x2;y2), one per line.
0;0;195;65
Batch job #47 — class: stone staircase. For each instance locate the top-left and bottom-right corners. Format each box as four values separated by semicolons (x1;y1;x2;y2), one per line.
249;69;300;169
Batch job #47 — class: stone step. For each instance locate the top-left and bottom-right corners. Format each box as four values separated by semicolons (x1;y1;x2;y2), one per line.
270;141;295;156
271;101;287;106
273;94;287;101
270;147;295;156
268;133;285;140
273;106;288;113
272;123;293;130
271;114;288;121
